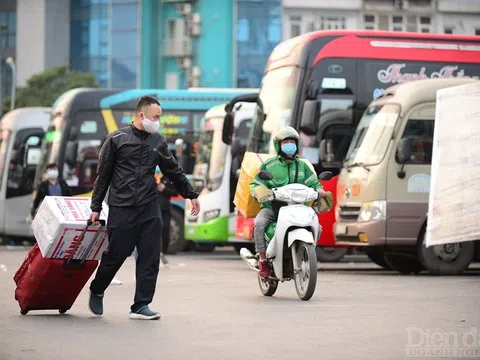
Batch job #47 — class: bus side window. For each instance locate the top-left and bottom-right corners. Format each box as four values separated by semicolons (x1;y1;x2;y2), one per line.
6;134;43;199
397;119;434;165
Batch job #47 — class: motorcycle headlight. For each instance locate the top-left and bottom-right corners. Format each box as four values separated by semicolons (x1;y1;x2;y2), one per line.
204;209;220;222
358;200;386;222
291;191;307;203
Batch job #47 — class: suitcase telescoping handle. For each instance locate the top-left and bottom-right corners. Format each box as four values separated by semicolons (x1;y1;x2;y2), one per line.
65;219;106;266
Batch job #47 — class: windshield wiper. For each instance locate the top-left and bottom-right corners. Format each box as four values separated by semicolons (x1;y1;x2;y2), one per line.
346;162;370;172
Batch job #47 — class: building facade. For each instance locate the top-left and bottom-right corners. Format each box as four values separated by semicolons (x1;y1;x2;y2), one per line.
8;0;480;93
143;0;281;89
70;0;142;89
0;0;16;106
16;0;70;88
13;0;281;90
282;0;480;39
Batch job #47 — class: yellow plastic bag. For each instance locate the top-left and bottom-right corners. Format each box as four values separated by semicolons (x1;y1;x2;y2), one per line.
234;152;274;218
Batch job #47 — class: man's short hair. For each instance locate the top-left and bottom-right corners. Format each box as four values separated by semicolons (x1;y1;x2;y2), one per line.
136;96;160;112
46;163;57;170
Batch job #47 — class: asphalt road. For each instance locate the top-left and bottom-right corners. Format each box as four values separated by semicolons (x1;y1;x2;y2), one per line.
1;248;479;360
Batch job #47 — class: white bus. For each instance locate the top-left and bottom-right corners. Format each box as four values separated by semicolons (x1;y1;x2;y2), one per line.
0;107;51;242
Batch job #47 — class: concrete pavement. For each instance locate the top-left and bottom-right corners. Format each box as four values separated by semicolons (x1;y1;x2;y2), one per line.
1;248;479;360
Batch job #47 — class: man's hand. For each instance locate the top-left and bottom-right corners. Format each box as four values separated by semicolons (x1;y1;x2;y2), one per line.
90;211;100;225
190;199;200;217
157;182;166;192
318;188;327;197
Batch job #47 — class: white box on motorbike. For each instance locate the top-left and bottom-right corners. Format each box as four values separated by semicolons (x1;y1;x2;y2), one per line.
31;196;109;260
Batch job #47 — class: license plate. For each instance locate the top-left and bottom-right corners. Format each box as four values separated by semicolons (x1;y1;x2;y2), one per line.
336;223;347;235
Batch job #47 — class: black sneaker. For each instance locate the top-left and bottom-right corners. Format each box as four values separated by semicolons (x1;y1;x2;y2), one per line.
129;305;161;320
88;291;104;316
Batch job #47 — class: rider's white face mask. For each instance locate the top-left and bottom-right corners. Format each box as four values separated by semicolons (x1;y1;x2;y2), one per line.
141;116;160;134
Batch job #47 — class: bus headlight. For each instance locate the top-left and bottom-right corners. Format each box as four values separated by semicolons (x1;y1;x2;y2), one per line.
204;209;220;222
358;201;386;222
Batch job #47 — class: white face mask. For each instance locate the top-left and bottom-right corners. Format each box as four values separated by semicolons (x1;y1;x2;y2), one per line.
47;169;58;179
141;116;160;134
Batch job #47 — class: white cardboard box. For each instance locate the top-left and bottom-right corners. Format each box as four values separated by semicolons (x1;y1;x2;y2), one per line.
31;196;109;260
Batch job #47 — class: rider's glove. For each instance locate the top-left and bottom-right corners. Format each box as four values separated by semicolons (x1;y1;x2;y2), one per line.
314;191;334;213
251;185;274;203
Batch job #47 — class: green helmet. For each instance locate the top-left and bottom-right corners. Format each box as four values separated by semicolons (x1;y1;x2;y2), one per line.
273;126;300;155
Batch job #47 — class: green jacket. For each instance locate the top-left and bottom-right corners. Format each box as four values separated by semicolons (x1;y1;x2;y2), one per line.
249;155;322;210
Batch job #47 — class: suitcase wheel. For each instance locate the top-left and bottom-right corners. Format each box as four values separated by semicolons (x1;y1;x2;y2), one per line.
20;309;29;315
59;309;68;314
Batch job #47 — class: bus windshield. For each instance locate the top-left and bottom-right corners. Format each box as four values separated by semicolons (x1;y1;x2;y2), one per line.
344;104;400;167
0;129;10;190
194;117;226;192
247;66;300;154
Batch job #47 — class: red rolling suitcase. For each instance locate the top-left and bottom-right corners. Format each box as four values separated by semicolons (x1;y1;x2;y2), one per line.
14;220;105;315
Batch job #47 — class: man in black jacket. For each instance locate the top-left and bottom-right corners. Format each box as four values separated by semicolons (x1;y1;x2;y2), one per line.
88;96;200;320
30;163;72;218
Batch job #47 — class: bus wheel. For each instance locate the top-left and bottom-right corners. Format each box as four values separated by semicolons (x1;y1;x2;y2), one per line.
382;251;424;275
233;243;255;254
417;231;475;275
167;207;188;254
364;247;392;270
315;247;348;262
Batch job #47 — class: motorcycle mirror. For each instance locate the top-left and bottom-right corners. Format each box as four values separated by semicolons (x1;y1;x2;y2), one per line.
318;171;333;181
257;170;273;181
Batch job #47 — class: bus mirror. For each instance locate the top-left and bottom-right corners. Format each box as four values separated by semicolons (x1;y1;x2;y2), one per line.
307;80;319;99
11;149;19;164
396;138;411;164
319;139;327;162
65;141;78;167
396;138;411;179
300;100;319;135
231;138;246;157
222;112;235;145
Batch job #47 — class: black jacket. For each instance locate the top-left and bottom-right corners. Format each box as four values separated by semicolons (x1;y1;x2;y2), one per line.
157;175;179;210
91;125;198;212
31;179;72;216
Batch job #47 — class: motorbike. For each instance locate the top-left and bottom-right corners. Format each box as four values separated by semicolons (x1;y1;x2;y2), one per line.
240;170;333;301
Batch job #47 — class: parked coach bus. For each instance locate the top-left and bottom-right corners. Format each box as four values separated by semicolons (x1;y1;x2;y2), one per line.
0;108;50;242
222;30;480;264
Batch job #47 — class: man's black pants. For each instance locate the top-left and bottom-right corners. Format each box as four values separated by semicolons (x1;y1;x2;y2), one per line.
90;199;163;312
160;209;171;254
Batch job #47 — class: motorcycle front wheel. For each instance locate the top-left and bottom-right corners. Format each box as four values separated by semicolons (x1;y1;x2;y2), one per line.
257;275;278;296
294;243;317;301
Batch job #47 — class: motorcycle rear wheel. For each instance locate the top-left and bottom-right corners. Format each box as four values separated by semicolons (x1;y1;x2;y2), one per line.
294;243;317;301
257;275;278;296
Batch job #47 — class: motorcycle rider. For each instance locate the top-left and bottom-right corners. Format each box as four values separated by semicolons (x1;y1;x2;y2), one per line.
249;126;326;278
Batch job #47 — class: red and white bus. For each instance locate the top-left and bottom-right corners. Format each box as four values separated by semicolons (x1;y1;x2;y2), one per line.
225;30;480;262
